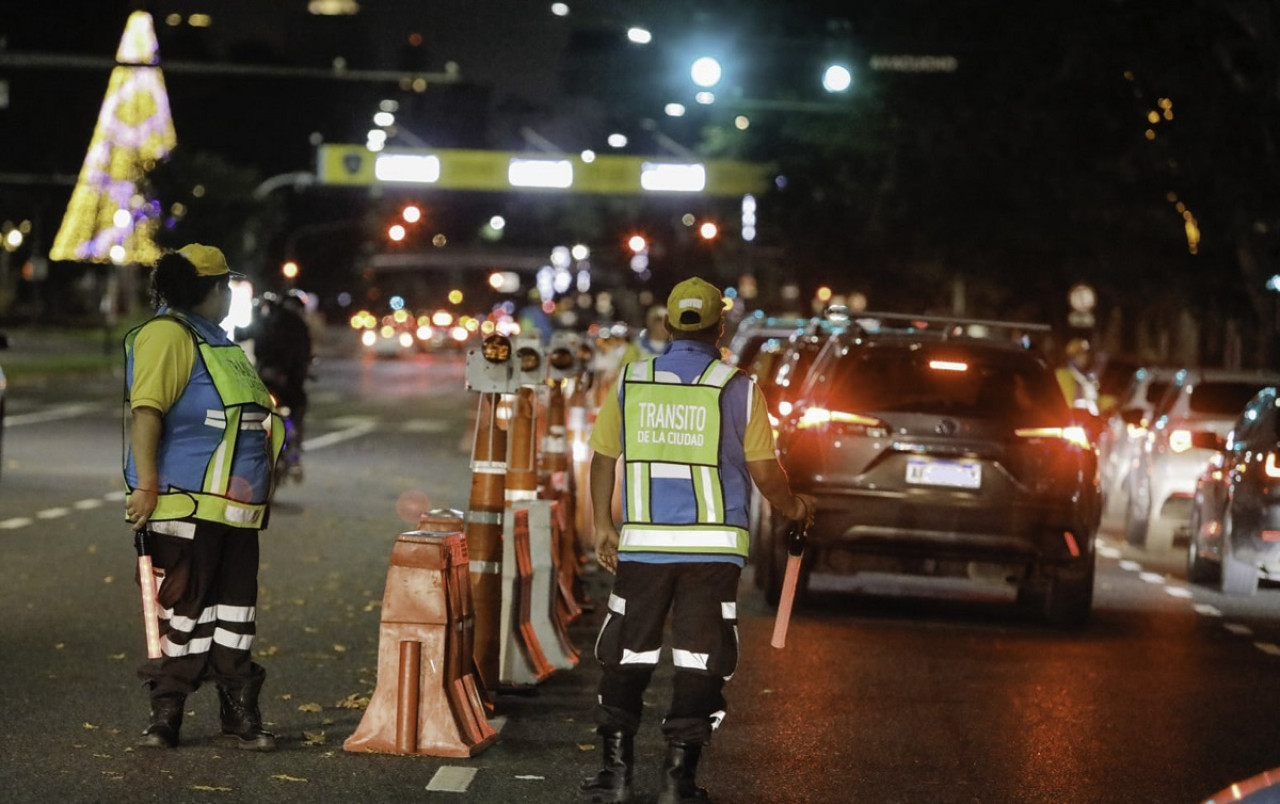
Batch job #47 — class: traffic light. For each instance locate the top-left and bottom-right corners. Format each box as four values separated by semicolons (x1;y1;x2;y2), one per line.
282;260;299;280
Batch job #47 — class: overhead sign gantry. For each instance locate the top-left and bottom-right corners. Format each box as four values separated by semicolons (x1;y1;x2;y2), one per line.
315;145;771;197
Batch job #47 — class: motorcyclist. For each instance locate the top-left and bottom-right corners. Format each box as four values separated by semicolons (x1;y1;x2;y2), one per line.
251;290;313;480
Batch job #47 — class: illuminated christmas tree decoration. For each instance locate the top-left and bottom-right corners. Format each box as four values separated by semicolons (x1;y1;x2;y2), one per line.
50;10;176;265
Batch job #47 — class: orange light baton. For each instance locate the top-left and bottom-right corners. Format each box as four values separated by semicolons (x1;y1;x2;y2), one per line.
770;519;808;650
135;530;163;659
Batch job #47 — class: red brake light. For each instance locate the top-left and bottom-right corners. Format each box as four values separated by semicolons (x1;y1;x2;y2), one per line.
1015;426;1091;449
796;407;888;436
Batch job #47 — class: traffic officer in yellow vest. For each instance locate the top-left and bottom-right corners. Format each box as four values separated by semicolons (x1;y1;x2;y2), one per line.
123;244;284;750
580;277;816;804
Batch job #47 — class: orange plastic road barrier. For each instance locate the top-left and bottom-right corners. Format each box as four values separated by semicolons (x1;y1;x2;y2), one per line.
499;506;557;685
519;501;578;670
466;392;508;692
344;528;497;758
566;375;595;556
539;379;583;623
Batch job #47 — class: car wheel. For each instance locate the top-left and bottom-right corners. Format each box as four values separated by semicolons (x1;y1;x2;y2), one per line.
1220;512;1260;597
1042;566;1094;628
1124;485;1150;548
1186;506;1219;585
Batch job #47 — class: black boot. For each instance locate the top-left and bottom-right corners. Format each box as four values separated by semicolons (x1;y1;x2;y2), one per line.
138;692;186;749
217;675;277;751
658;741;710;804
577;729;634;803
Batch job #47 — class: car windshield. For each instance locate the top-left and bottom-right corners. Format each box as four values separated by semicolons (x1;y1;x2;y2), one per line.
821;349;1066;421
1190;381;1272;415
1145;381;1172;404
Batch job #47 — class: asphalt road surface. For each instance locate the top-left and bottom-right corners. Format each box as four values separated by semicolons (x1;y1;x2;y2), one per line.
3;334;1280;803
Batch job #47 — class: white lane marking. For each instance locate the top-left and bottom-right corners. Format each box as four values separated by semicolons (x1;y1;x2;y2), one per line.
5;402;105;427
1;517;32;529
1138;572;1166;584
1164;586;1193;599
402;419;450;433
1255;642;1280;657
425;766;478;793
1225;623;1254;637
1118;560;1143;572
104;491;126;501
74;499;103;510
36;508;69;519
302;419;377;451
1194;604;1223;617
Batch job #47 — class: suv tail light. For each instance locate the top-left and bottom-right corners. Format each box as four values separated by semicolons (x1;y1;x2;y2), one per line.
796;407;889;437
1169;429;1224;453
1014;426;1091;450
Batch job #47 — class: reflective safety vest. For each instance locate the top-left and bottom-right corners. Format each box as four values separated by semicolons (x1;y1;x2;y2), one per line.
618;357;749;559
124;311;285;529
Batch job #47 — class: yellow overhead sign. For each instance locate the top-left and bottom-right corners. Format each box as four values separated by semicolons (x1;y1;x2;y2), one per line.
316;145;771;197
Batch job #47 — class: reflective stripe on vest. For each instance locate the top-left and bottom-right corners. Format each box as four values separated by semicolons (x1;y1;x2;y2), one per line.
619;356;747;557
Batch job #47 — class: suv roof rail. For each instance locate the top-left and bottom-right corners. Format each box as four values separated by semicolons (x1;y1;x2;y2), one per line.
849;311;1051;345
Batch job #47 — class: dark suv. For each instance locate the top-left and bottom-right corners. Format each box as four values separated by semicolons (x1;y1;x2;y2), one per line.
760;314;1100;626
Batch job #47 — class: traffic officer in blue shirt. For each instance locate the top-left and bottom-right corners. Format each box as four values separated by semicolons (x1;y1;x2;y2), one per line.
580;277;816;803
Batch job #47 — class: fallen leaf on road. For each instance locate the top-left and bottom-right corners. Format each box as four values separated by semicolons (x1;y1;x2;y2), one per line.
336;693;371;709
298;702;323;713
271;774;308;783
191;785;233;792
302;730;326;745
577;743;594;752
109;653;125;661
82;722;98;730
332;644;347;653
515;775;546;780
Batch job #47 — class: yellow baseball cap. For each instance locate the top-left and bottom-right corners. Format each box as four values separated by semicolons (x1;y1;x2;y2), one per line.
177;243;242;278
666;277;724;331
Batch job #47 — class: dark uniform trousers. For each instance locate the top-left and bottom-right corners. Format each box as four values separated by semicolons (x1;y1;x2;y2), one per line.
136;520;265;696
593;560;741;745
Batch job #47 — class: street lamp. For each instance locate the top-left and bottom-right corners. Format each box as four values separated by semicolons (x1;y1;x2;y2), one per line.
822;64;853;93
690;56;722;89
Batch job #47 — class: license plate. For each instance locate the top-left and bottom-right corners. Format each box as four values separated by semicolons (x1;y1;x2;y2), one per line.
905;457;981;489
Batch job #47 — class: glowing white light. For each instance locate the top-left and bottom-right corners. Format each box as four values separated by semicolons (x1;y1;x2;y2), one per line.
695;91;716;105
607;133;628;148
822;64;853;93
366;129;387;145
373;111;395;127
664;103;686;117
550;3;569;16
581;149;596;162
640;162;707;193
489;215;506;230
550;245;572;270
109;244;127;264
577;269;591;292
691;57;722;88
553;268;573;294
627;27;652;44
113;208;132;228
375;153;441;183
571;243;590;261
222;278;255;336
508;158;573;189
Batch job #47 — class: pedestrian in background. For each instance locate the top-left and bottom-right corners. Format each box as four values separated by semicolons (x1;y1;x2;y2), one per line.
579;277;816;804
123;244;284;750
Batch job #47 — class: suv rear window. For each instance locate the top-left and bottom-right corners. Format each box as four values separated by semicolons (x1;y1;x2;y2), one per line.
821;348;1066;420
1190;381;1270;415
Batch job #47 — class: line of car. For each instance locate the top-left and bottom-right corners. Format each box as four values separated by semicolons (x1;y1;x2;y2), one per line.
1099;364;1280;596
